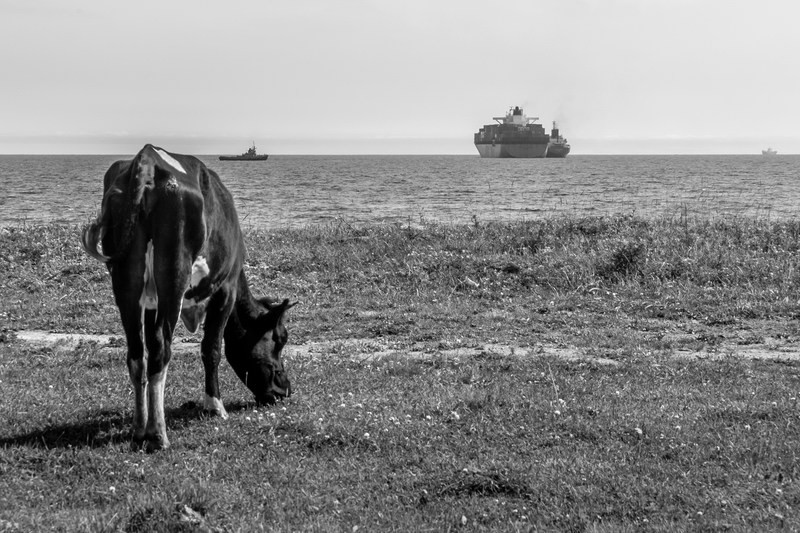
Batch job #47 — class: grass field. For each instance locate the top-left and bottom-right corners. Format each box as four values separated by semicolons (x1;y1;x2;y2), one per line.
2;216;800;531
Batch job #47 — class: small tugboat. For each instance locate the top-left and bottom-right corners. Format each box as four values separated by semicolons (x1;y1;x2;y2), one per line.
546;121;571;158
219;143;269;161
762;147;777;156
474;106;551;158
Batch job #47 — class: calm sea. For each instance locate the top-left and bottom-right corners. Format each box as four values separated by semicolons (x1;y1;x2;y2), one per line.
1;154;798;229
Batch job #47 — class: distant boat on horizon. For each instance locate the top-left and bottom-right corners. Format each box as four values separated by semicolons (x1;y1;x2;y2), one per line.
762;147;777;156
546;121;570;158
219;143;268;161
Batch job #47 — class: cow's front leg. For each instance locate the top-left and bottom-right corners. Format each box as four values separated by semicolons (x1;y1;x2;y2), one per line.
199;289;234;418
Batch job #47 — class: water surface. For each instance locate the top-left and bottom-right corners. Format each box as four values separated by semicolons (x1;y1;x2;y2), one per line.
1;154;797;228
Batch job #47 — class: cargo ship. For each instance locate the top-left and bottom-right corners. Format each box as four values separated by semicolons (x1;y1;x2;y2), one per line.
474;106;551;158
762;147;777;156
546;121;571;158
219;143;269;161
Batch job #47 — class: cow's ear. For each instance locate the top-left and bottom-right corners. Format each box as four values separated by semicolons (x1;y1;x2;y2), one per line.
259;298;298;313
254;299;296;336
279;301;298;324
272;299;297;320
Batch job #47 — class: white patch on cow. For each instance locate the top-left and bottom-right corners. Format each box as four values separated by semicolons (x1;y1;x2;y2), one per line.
180;255;211;333
139;242;158;326
149;368;167;412
146;366;170;449
153;147;186;174
191;256;209;288
204;394;229;419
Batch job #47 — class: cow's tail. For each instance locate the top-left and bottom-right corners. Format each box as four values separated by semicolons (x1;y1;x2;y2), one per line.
81;217;109;263
80;145;158;264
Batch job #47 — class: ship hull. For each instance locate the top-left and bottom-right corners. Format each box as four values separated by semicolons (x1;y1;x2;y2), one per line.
546;144;570;158
475;143;549;158
218;155;269;161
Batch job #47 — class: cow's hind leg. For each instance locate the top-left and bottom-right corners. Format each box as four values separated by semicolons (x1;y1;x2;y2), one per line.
142;251;192;452
124;302;147;450
109;238;148;450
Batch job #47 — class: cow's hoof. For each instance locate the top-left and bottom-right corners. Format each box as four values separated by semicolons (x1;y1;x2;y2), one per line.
203;407;229;419
203;395;229;419
144;435;170;453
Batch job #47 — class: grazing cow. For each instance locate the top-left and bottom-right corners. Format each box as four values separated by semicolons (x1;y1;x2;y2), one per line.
81;144;295;451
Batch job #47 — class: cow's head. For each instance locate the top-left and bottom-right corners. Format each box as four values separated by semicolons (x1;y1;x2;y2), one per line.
237;298;297;405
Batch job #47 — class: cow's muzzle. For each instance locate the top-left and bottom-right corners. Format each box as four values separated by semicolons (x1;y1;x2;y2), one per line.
255;375;291;405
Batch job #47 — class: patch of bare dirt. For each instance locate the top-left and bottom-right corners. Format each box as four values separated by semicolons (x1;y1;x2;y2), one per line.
12;330;618;365
13;330;200;354
12;329;800;364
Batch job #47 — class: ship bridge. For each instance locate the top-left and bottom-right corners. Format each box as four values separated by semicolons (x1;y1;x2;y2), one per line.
494;106;539;126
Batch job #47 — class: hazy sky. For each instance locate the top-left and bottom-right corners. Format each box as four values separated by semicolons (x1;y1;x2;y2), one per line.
1;0;798;154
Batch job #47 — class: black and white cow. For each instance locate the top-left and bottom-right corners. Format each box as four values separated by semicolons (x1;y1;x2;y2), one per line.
82;144;295;451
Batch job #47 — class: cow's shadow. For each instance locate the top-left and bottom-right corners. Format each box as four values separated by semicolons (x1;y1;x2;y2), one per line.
0;400;253;450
